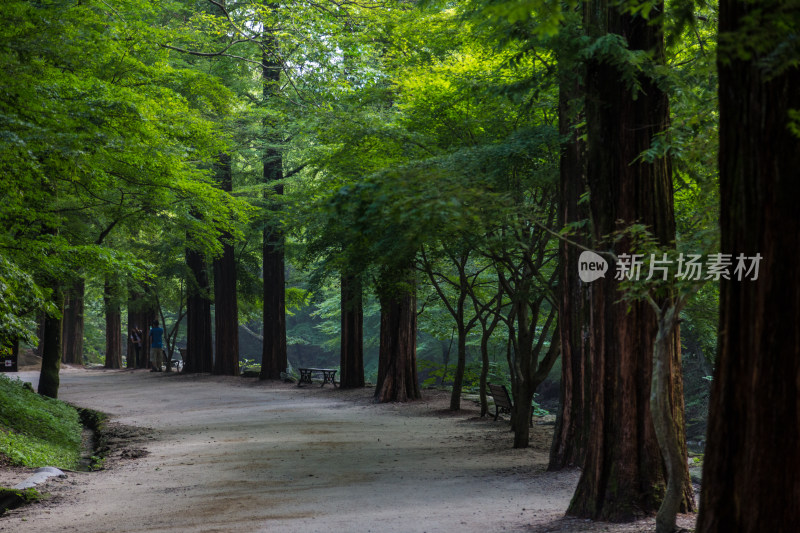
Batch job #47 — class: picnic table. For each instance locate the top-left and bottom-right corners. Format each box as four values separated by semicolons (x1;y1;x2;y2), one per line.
297;367;337;388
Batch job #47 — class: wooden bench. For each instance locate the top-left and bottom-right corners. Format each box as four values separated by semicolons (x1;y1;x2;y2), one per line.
298;368;337;388
487;383;533;427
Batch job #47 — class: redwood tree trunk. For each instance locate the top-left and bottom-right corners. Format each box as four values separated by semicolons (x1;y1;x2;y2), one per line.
213;153;240;376
550;60;591;470
697;2;800;531
339;273;364;388
185;248;213;373
104;279;122;369
375;268;420;403
38;285;63;398
61;278;85;365
567;1;693;520
259;14;288;380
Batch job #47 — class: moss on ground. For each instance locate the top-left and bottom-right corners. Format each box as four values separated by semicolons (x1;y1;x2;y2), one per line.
0;375;82;469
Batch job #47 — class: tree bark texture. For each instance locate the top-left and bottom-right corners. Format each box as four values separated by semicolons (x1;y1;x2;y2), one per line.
185;248;213;373
259;11;288;380
697;2;800;531
375;269;420;403
507;305;560;449
104;278;123;369
650;302;686;533
449;326;468;411
339;273;365;388
61;278;85;365
550;56;592;471
38;285;63;398
568;0;693;520
213;153;240;376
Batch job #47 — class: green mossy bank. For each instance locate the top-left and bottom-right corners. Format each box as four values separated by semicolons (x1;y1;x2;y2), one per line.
0;375;82;470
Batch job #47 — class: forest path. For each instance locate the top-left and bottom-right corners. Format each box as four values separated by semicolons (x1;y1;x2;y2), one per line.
2;368;580;533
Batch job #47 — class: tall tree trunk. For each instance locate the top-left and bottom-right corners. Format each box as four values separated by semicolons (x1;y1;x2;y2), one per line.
568;1;693;520
260;6;288;380
649;299;688;533
507;299;560;449
449;290;468;411
697;2;800;531
38;285;63;398
104;278;122;369
550;57;591;470
450;322;467;411
473;286;502;418
185;248;213;373
61;278;85;365
339;273;364;388
375;267;420;403
213;153;240;376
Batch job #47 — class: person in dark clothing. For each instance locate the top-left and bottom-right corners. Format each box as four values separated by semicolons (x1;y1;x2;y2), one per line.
129;327;142;368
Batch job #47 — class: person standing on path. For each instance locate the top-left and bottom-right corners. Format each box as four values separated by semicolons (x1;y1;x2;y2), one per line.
129;327;142;368
149;321;165;372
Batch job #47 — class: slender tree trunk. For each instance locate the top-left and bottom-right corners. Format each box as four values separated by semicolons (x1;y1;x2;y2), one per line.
339;273;364;388
510;377;534;448
185;248;213;373
375;267;420;403
61;278;85;365
649;300;687;533
38;285;63;398
479;333;490;417
104;278;122;369
568;1;693;520
697;2;800;531
474;289;502;418
213;153;240;376
260;7;288;380
448;325;468;411
448;275;470;410
508;303;560;449
550;33;591;470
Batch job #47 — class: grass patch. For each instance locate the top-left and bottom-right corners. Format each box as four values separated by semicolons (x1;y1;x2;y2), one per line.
0;375;82;469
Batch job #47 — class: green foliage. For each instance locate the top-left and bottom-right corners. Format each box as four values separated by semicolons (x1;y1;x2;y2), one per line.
0;375;82;469
0;0;251;352
0;257;52;347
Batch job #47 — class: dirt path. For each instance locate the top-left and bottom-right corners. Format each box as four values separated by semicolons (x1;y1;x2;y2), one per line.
1;368;695;532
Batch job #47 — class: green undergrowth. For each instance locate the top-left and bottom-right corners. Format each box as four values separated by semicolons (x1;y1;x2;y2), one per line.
0;375;82;469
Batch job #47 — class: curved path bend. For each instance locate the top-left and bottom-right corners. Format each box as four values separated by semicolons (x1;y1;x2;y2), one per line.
2;368;577;533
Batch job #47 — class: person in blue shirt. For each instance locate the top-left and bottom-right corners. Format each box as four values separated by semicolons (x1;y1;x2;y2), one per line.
149;320;165;372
